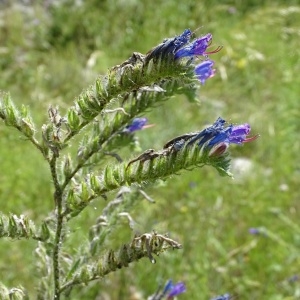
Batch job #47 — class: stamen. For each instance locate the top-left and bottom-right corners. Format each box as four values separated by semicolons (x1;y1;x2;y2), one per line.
205;45;223;55
244;134;260;143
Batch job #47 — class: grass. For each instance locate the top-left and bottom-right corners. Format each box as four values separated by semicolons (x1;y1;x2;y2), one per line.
0;1;299;299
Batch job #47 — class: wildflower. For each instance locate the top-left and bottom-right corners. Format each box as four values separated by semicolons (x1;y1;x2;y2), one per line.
211;293;232;300
208;122;258;148
123;117;153;133
195;60;216;84
248;227;261;235
148;280;186;300
248;227;267;237
175;33;221;59
185;117;258;156
166;281;186;299
287;275;299;283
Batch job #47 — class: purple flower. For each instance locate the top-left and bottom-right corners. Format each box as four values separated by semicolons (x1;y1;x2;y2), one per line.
208;122;257;147
167;282;186;299
185;117;258;156
248;228;261;235
211;293;231;300
287;275;299;283
175;33;212;59
123;117;148;133
175;33;222;59
148;280;186;300
146;29;192;62
195;60;216;84
207;121;259;156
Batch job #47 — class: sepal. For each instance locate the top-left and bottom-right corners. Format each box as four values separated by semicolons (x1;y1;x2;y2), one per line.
64;135;231;217
59;231;181;293
0;283;28;300
0;93;36;138
0;213;51;241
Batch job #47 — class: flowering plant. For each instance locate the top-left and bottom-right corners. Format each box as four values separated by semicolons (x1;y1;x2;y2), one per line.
0;29;257;299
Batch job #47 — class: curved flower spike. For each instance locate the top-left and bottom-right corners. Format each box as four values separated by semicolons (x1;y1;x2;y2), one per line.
195;60;216;84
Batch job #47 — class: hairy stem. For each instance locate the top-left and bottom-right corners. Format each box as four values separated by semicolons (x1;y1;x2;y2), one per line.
50;155;64;300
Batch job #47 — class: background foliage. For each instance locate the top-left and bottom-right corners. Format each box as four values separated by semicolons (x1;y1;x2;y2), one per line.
0;0;299;299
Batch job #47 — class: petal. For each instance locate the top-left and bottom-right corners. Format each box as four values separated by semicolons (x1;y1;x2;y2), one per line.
194;60;215;84
175;33;212;59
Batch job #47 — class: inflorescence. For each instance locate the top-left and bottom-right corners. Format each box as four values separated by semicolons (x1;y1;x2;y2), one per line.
145;29;222;85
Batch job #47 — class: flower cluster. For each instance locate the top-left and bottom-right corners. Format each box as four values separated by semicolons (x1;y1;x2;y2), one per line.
174;30;222;84
166;117;258;157
195;117;258;156
146;29;221;84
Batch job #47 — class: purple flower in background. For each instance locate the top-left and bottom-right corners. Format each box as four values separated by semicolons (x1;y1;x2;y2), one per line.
211;293;232;300
248;227;268;237
287;275;299;283
195;60;216;84
162;279;174;295
148;280;186;300
249;228;261;235
166;281;186;299
123;117;153;133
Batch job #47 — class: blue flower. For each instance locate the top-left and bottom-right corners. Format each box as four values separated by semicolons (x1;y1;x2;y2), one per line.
211;293;231;300
195;60;216;84
166;281;186;299
186;117;258;156
148;280;186;300
162;279;174;295
123;117;148;133
208;119;258;147
146;29;192;62
248;227;261;235
175;33;212;59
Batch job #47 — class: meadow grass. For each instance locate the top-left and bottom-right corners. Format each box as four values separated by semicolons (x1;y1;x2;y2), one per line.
0;1;299;299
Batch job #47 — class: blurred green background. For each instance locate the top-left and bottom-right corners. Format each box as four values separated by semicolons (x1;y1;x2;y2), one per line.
0;0;299;299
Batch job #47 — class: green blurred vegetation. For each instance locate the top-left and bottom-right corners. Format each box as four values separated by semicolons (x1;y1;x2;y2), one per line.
0;0;299;299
